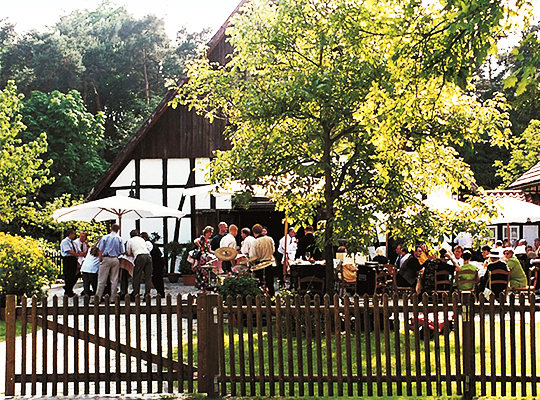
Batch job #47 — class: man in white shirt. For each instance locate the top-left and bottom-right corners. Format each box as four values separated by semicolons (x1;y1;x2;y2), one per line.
241;227;256;255
276;228;296;286
220;224;238;272
73;232;89;269
126;229;152;299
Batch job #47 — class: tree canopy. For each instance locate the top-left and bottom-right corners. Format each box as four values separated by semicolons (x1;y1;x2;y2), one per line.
178;0;523;290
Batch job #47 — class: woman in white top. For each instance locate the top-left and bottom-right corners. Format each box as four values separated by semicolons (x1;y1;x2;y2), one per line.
81;245;100;296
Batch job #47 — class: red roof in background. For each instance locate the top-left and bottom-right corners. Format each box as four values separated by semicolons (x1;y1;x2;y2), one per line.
508;161;540;190
485;190;540;205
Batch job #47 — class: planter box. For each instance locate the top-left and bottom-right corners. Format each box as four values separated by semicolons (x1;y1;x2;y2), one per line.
168;273;181;283
182;274;196;286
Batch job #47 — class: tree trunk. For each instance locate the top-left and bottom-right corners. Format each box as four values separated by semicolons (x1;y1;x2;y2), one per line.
323;129;335;295
142;47;150;105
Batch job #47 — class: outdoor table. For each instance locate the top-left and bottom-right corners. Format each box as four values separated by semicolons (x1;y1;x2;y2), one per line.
289;260;326;290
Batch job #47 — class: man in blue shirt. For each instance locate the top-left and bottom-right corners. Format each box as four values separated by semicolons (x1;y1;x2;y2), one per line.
60;229;80;297
96;224;125;302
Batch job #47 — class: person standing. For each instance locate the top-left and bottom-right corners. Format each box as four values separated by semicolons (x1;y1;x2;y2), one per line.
295;225;321;260
96;224;124;302
220;224;238;272
250;224;276;296
240;227;256;256
276;228;296;285
80;245;100;296
126;229;153;300
61;229;81;297
210;222;228;251
73;232;89;270
141;232;165;297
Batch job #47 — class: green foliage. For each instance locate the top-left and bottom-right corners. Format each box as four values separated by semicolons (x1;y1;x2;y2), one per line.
0;81;52;225
0;232;59;298
0;2;208;159
20;90;108;201
217;273;261;301
165;241;196;275
178;0;516;258
495;119;540;187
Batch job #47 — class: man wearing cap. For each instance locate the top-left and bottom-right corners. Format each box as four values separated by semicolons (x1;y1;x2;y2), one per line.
503;247;527;289
96;224;125;302
220;224;238;273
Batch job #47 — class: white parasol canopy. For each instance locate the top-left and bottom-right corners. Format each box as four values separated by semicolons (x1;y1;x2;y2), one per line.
490;197;540;224
52;195;186;224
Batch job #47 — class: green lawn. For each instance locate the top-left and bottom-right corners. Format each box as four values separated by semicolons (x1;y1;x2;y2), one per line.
0;320;23;341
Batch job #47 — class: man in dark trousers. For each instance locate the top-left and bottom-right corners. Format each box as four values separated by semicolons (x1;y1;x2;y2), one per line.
60;229;82;297
141;232;165;297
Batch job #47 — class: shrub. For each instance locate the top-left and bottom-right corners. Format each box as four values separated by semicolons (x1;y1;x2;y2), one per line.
0;232;59;299
165;241;196;275
217;273;261;301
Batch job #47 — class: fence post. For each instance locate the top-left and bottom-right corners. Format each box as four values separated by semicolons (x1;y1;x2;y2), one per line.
462;293;475;399
5;295;16;396
197;294;219;397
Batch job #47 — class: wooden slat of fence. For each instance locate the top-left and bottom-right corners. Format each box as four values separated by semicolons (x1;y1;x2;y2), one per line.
256;296;266;396
187;294;194;393
52;296;58;396
21;296;28;396
324;295;333;396
403;294;412;396
235;295;246;396
422;293;432;396
62;296;69;395
442;294;451;396
225;297;235;396
166;295;173;393
31;296;38;395
93;296;101;393
104;297;111;393
479;295;487;396
314;295;324;397
295;295;304;396
246;296;256;396
125;296;132;393
530;293;537;397
304;295;314;396
333;294;343;396
114;297;121;394
41;295;48;395
412;294;421;396
363;294;373;397
83;296;91;394
275;295;285;397
372;295;383;396
266;294;275;397
4;296;16;396
135;296;142;393
146;295;152;392
353;295;363;397
519;294;526;397
217;296;226;396
286;296;294;396
156;296;163;393
176;294;184;393
382;295;392;397
393;294;402;396
432;294;441;397
499;294;507;396
74;297;80;394
343;296;353;396
510;295;517;396
452;292;462;396
489;294;496;395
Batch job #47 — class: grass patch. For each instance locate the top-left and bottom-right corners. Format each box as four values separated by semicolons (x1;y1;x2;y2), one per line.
0;320;23;341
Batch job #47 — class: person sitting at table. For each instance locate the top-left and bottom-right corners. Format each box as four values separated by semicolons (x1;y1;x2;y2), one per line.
295;225;322;261
372;247;388;265
503;247;527;289
455;250;478;292
396;245;423;288
479;248;509;296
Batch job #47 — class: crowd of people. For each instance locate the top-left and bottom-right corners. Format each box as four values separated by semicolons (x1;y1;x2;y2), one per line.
60;225;165;302
189;222;322;294
391;238;536;297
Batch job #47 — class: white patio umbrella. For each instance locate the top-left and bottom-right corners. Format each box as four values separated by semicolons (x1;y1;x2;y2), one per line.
52;195;186;228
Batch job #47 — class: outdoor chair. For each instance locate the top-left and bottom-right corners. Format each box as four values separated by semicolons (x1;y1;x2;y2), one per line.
455;269;478;298
337;262;357;295
488;268;510;298
375;267;394;296
434;270;453;295
298;276;325;297
392;268;415;297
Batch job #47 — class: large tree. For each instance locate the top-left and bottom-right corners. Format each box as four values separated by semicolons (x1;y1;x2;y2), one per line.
179;0;520;292
0;81;51;226
20;90;108;201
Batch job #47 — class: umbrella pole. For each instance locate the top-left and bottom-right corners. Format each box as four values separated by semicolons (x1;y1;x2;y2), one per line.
507;223;510;246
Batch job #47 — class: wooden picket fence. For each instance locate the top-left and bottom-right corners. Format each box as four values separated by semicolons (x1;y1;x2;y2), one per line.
4;291;540;397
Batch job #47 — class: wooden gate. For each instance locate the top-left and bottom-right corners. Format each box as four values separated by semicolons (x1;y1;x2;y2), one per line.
4;293;199;396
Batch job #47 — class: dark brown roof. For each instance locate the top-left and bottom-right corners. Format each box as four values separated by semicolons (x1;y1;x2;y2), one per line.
485;190;540;206
88;0;248;200
508;161;540;190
